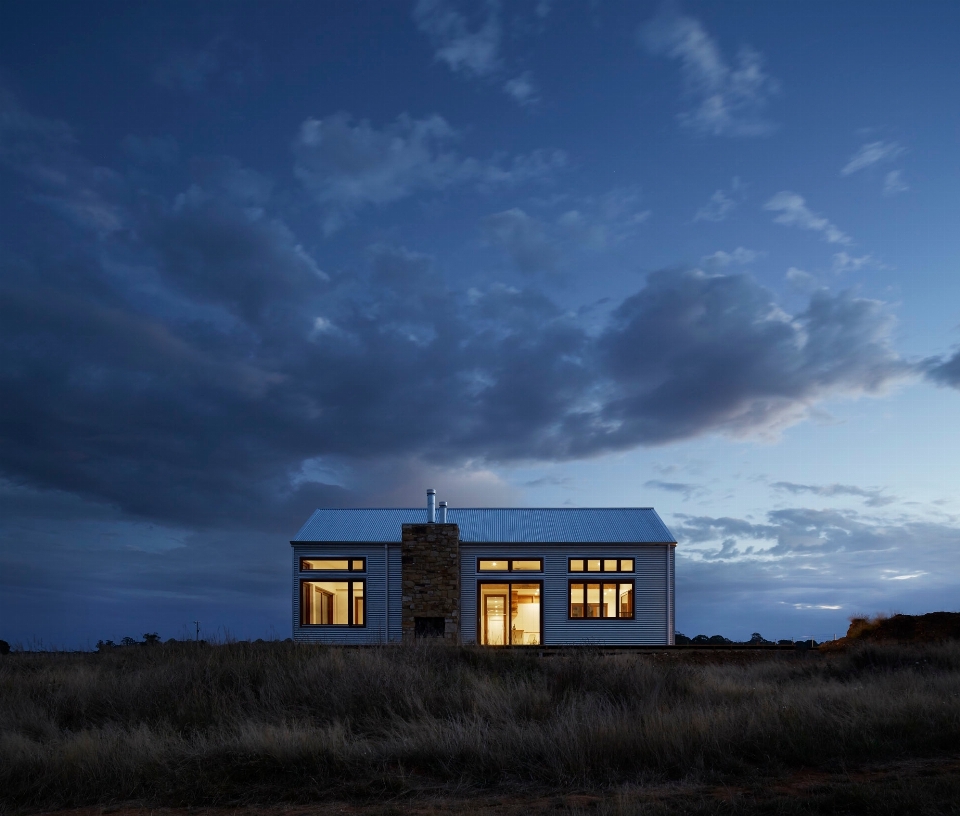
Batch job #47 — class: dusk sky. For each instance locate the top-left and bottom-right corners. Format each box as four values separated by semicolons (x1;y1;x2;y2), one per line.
2;1;959;648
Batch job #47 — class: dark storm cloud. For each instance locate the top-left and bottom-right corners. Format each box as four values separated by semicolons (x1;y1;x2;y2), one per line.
0;94;913;532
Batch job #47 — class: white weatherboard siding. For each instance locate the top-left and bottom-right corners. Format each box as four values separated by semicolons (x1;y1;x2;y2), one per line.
292;543;402;644
460;544;674;646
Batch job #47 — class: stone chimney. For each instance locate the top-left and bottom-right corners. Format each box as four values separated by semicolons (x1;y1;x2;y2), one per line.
401;522;460;642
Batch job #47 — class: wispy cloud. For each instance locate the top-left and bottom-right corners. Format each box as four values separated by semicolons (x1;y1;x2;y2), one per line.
832;252;879;273
413;0;501;78
841;141;905;175
764;191;851;245
644;480;703;501
771;481;896;507
884;170;908;196
695;189;736;222
414;0;541;107
702;247;761;267
482;208;557;273
152;36;258;95
292;112;565;233
503;72;539;106
640;12;778;136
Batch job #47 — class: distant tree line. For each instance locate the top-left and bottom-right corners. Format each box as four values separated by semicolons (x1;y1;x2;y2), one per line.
675;632;817;646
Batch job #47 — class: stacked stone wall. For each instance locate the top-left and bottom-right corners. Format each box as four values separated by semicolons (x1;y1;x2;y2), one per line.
401;523;460;643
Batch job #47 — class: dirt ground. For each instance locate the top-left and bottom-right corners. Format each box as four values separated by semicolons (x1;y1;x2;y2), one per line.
30;755;960;816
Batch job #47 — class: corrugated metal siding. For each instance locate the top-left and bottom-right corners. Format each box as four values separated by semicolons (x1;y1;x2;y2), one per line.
668;546;675;645
460;544;670;646
295;508;675;544
292;544;401;644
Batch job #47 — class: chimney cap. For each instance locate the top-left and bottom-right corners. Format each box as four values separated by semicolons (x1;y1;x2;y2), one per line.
427;488;436;495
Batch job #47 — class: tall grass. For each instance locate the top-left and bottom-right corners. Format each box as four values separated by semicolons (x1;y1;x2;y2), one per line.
1;642;959;811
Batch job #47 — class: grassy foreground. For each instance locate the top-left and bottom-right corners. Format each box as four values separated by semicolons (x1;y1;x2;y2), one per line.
2;642;960;814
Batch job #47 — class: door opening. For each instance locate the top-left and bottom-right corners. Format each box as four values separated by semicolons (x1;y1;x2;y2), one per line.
479;582;542;645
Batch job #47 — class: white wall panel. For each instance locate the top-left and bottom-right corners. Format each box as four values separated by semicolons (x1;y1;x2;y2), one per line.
292;543;399;644
460;544;673;646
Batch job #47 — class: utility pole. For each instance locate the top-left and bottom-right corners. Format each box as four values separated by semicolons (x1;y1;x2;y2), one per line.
194;620;201;642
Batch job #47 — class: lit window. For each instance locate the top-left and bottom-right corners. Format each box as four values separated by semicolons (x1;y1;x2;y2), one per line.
479;582;542;645
568;581;634;619
300;558;366;572
301;581;365;626
478;559;543;572
510;560;542;571
568;558;634;573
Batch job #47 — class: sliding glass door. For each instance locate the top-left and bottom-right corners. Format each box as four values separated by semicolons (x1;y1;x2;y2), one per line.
478;582;542;645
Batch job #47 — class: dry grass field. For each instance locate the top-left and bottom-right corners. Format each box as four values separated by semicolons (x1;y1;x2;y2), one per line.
2;640;960;815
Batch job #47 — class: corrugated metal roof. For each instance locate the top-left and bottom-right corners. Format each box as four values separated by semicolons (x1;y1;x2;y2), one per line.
293;508;676;544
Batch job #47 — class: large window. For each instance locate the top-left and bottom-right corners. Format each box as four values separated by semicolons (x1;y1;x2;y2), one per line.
478;582;542;645
478;558;543;572
569;558;634;573
301;581;365;626
300;558;365;571
568;581;634;619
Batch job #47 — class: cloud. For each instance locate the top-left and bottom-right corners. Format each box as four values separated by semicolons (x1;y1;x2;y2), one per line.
0;95;913;536
292;112;564;233
841;141;905;175
884;170;908;196
832;252;878;273
673;506;960;640
924;350;960;388
152;36;257;95
482;208;557;273
122;135;180;166
414;0;502;78
503;72;539;105
0;94;124;237
482;189;649;271
640;11;778;136
694;189;736;222
556;187;651;248
785;267;817;292
675;506;960;565
771;481;896;507
765;191;851;245
644;480;702;501
701;247;761;267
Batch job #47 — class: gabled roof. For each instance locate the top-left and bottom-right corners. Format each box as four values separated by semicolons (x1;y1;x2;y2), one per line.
293;508;676;544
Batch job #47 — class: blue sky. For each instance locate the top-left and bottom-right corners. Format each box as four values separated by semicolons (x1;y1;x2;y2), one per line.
2;1;959;647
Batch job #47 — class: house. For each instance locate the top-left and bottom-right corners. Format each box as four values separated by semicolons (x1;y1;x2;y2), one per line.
291;490;676;646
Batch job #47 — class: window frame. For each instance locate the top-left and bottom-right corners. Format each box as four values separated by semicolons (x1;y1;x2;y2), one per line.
476;557;544;573
299;557;366;572
567;579;635;620
476;580;544;646
299;579;366;627
567;557;634;573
